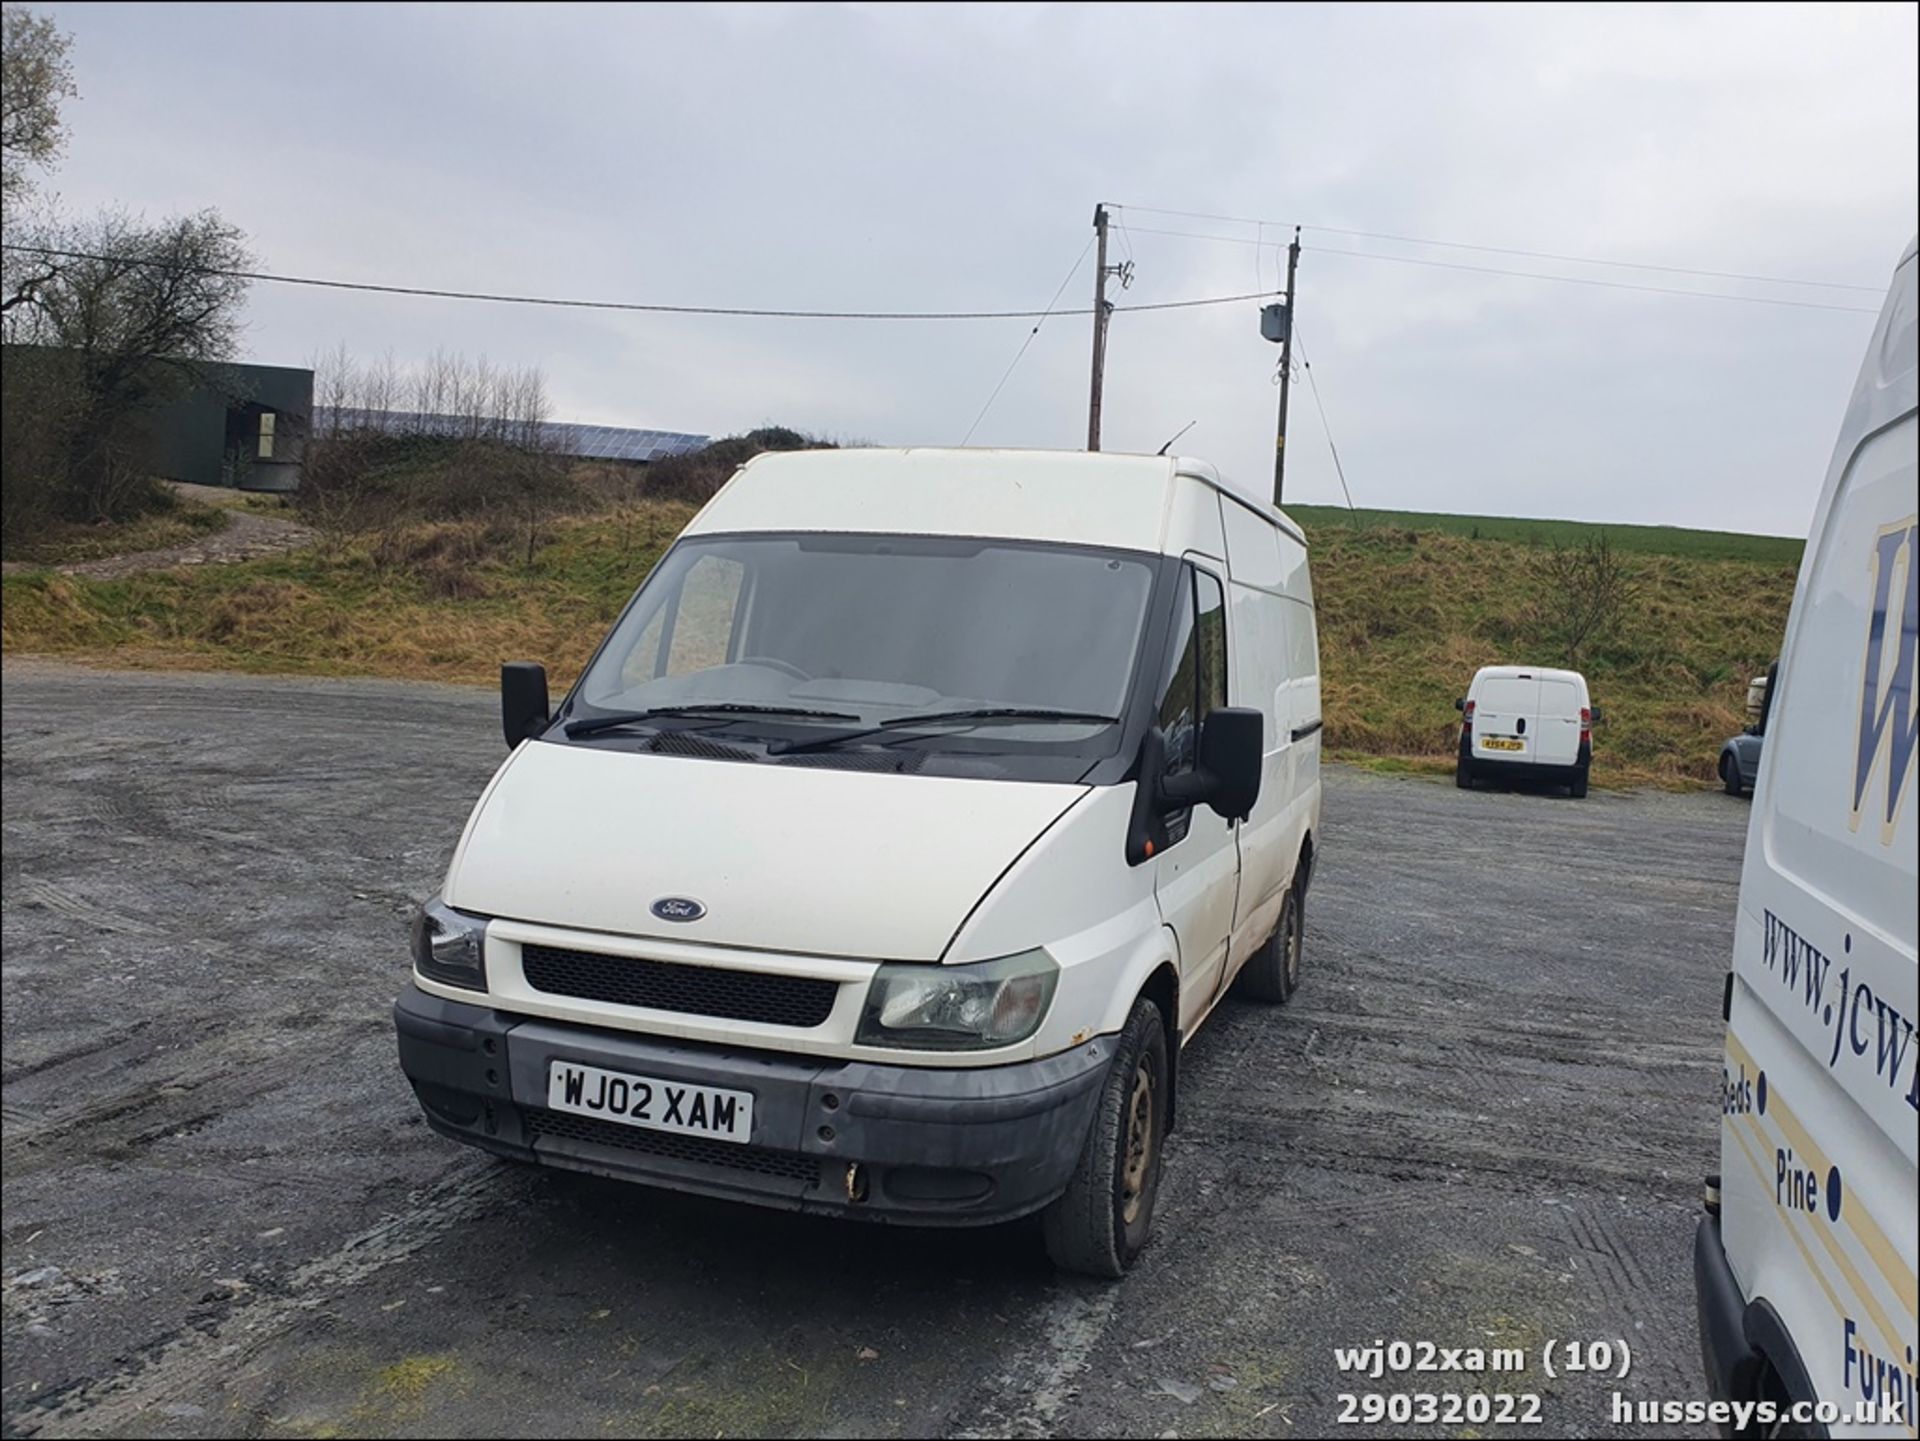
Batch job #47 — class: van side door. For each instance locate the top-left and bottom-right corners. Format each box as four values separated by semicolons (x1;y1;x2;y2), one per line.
1534;676;1583;767
1150;561;1239;1030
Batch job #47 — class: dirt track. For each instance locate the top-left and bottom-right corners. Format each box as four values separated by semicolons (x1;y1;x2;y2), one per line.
0;662;1745;1438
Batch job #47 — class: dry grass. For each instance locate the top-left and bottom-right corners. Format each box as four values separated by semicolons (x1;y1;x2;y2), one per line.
1;501;696;691
3;499;230;564
0;506;1797;790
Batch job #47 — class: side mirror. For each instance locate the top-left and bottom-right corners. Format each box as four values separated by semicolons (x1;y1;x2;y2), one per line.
1590;704;1606;726
1161;706;1264;821
502;662;550;747
1454;697;1466;712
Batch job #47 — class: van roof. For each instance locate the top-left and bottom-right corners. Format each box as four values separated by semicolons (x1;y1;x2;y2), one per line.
683;447;1306;554
1473;664;1588;684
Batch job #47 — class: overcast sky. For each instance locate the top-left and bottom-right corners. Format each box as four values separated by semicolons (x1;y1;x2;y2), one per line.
27;1;1920;535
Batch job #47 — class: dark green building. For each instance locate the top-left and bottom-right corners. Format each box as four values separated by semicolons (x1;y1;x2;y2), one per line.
140;359;313;492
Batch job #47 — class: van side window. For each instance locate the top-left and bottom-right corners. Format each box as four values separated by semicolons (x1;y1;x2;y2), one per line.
1195;569;1227;717
1152;565;1230;847
1155;571;1199;773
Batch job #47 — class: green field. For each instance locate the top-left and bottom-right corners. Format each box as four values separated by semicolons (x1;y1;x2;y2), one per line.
1286;504;1805;564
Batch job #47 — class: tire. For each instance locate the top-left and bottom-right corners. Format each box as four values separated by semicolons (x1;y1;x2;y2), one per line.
1042;999;1169;1278
1455;755;1473;789
1721;754;1742;796
1236;887;1302;1004
1568;766;1589;799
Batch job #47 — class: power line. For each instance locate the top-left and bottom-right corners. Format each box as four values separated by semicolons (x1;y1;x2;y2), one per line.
1292;324;1357;514
1308;245;1882;315
961;237;1094;444
0;242;1276;321
1113;202;1885;294
1106;225;1879;314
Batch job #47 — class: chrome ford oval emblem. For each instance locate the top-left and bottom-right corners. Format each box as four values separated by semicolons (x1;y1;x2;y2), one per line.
650;896;706;923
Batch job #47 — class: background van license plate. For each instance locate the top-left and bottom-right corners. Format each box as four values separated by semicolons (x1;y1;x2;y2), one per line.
546;1061;752;1143
1483;737;1525;751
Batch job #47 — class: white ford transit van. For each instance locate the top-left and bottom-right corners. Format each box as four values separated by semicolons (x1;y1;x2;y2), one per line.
395;448;1323;1276
1454;664;1595;797
1695;237;1917;1436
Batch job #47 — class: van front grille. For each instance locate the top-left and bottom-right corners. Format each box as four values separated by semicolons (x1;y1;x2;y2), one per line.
520;944;839;1028
526;1108;820;1182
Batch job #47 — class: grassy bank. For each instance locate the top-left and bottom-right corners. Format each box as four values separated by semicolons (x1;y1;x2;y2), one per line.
0;505;1797;789
1;503;695;684
1308;525;1794;785
3;496;230;565
1287;503;1804;564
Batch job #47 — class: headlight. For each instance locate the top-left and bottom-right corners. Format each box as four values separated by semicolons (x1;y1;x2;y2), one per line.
856;949;1058;1051
409;897;489;992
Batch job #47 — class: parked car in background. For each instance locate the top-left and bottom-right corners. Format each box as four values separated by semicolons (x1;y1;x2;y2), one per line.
395;447;1325;1278
1718;731;1763;796
1454;665;1596;797
1718;660;1779;796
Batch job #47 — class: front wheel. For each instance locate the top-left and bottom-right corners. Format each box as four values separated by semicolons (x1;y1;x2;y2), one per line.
1721;754;1742;796
1042;999;1168;1278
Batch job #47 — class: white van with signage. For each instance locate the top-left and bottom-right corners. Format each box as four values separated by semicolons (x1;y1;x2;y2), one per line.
1695;236;1918;1436
395;448;1323;1276
1454;664;1596;797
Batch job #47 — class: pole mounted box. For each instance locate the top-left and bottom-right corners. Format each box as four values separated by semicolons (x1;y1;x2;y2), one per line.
1260;302;1290;344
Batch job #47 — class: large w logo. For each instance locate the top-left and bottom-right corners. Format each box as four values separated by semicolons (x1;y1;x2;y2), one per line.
1853;517;1919;843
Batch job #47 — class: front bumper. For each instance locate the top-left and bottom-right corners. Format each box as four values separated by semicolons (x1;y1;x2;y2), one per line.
394;985;1111;1226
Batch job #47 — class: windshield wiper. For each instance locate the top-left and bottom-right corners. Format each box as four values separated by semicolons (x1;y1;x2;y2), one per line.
769;707;1121;755
565;703;858;738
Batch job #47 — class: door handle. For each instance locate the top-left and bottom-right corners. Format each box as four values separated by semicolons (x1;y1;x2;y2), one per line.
1289;718;1323;743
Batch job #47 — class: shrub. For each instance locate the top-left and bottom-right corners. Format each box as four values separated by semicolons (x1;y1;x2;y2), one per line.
641;427;829;504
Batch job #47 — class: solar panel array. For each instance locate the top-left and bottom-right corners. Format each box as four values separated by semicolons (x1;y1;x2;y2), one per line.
314;407;709;463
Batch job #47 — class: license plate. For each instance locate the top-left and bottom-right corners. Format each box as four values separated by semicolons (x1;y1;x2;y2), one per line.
1482;736;1525;752
545;1061;753;1143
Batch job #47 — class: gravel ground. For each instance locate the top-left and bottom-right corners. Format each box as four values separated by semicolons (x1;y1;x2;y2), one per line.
0;662;1747;1439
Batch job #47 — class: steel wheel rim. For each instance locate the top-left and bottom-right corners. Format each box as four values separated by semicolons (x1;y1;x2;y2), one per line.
1285;904;1302;985
1120;1060;1156;1226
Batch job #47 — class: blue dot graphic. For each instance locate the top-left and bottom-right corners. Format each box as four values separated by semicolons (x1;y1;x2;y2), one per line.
1826;1167;1843;1222
1756;1073;1768;1115
1844;934;1852;953
1824;1005;1834;1025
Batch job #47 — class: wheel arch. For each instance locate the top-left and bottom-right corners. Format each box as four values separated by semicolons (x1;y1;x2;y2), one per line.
1135;960;1181;1132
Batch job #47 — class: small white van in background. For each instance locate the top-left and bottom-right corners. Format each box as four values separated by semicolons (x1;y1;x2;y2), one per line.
1454;664;1596;797
1696;236;1917;1436
395;448;1323;1276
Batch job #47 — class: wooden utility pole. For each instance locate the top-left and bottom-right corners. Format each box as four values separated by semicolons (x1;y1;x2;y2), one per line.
1087;204;1111;451
1272;226;1301;506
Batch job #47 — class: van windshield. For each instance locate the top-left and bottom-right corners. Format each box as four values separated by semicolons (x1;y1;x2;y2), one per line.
567;533;1157;761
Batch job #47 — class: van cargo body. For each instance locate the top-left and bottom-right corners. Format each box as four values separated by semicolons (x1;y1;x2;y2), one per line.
1694;238;1918;1434
394;448;1324;1275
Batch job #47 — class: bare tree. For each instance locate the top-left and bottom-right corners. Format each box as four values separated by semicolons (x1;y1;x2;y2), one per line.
1540;533;1639;668
1;5;76;209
